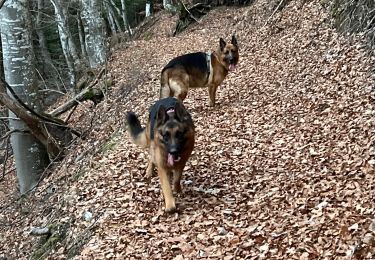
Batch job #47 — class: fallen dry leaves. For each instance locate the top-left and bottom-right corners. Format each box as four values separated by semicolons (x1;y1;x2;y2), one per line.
1;0;375;259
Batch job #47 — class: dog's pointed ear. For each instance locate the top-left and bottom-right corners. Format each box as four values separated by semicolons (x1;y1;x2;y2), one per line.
174;102;186;121
156;106;167;126
231;35;238;47
219;38;226;51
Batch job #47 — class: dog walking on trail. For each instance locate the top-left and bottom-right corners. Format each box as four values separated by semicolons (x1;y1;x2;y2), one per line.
126;97;195;213
160;35;239;107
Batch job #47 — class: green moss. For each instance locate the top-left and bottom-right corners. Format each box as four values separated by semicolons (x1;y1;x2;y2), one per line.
73;170;85;181
31;223;67;259
100;132;121;153
143;31;153;40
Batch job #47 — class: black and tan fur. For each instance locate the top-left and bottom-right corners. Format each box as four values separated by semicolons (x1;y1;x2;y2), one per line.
160;35;239;106
126;97;195;213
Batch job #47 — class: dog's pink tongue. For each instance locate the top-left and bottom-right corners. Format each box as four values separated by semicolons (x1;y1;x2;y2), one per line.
229;64;236;71
167;153;174;166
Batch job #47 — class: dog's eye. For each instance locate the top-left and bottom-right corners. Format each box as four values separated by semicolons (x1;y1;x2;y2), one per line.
163;132;170;141
224;50;229;55
175;131;183;138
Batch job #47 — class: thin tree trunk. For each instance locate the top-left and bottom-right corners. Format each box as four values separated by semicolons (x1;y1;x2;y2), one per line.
50;0;80;87
120;0;132;36
81;0;107;68
146;2;151;17
77;11;88;61
0;0;50;194
106;2;118;35
35;0;61;91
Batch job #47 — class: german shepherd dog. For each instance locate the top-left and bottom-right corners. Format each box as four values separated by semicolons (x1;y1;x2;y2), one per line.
160;35;239;107
126;97;195;213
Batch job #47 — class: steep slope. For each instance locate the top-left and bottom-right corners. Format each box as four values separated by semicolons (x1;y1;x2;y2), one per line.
1;1;374;259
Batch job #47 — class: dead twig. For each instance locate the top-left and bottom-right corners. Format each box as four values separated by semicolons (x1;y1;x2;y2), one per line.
264;0;285;27
1;134;10;180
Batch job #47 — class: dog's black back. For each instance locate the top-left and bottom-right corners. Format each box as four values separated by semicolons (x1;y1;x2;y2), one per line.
162;52;208;75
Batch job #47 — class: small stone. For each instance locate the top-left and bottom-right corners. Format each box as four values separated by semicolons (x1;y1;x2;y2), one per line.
82;211;93;222
218;227;227;235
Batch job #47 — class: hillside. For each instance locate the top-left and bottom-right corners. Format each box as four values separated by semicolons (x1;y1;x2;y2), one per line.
1;0;375;259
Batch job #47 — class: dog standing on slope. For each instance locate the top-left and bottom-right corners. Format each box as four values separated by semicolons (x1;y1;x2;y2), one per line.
160;35;239;107
126;97;195;213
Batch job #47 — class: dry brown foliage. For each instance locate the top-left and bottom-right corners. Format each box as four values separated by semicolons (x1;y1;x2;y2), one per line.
1;1;375;259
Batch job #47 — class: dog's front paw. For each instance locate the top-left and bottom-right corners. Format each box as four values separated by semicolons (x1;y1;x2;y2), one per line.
165;199;177;213
165;206;177;214
208;101;215;107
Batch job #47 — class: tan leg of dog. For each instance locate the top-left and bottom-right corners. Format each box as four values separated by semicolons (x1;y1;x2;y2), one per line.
158;167;176;213
172;169;183;193
208;84;218;107
145;160;154;178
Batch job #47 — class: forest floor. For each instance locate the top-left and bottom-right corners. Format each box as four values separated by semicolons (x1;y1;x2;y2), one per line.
1;0;375;259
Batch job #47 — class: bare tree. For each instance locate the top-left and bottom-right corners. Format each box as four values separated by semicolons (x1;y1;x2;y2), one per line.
35;0;61;91
50;0;80;87
120;0;132;36
0;0;50;194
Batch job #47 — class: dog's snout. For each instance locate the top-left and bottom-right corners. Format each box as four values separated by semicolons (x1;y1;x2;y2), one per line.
169;146;178;155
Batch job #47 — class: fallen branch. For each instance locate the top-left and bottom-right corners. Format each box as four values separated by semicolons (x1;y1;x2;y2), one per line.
264;0;285;27
1;135;10;181
50;69;109;117
174;2;210;35
179;0;200;23
30;227;51;236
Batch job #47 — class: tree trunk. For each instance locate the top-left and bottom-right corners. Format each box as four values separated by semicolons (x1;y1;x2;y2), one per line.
50;0;80;87
77;11;89;61
120;0;132;36
35;0;61;91
106;1;123;34
0;1;50;194
81;0;107;68
106;2;118;35
146;2;152;17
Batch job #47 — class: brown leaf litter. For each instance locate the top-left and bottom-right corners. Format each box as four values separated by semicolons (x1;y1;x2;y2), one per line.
0;1;374;259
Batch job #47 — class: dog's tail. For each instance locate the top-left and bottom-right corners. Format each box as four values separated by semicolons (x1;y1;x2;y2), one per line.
160;69;171;98
126;112;148;148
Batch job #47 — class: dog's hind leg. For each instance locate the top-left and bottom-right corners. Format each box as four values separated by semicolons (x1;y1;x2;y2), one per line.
169;77;188;101
160;83;172;98
172;169;183;193
157;167;176;213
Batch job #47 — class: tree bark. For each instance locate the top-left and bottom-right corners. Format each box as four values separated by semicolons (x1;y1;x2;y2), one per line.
81;0;108;68
0;0;51;194
77;11;89;61
35;0;61;91
146;2;152;17
50;0;80;87
120;0;132;36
